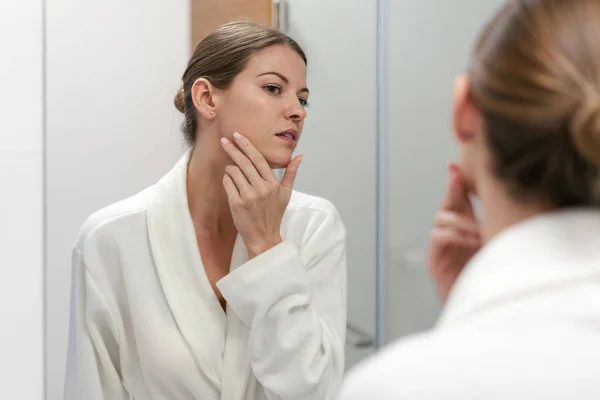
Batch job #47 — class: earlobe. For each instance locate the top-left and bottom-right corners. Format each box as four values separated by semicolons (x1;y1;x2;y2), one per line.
191;78;217;119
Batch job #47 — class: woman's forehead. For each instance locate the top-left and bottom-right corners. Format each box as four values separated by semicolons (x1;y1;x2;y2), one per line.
244;46;307;81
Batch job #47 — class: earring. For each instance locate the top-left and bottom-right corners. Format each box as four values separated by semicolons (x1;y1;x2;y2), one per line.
210;111;215;115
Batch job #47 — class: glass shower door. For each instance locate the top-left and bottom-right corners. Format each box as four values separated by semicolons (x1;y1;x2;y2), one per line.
284;0;379;371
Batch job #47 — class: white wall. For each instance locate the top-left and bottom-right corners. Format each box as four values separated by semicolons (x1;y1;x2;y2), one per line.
0;0;44;398
45;2;190;399
385;0;504;340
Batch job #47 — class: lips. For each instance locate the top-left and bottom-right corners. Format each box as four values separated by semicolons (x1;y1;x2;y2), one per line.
275;129;299;142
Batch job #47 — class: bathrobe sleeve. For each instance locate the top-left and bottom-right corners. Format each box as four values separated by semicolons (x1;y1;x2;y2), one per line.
63;248;130;400
217;208;348;400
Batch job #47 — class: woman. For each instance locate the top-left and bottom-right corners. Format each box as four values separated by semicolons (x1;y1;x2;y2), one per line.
64;21;347;400
339;0;600;398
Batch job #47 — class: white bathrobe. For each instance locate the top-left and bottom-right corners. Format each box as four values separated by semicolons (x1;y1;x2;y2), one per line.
63;150;347;400
338;209;600;400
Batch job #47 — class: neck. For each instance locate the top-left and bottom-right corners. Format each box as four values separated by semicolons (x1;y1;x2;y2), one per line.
477;177;553;244
186;132;236;237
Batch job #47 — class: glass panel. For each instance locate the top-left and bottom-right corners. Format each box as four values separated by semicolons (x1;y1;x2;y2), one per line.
286;0;379;370
384;1;505;342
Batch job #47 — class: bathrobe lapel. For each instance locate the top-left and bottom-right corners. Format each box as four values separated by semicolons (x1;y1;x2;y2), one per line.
220;235;254;400
146;150;227;391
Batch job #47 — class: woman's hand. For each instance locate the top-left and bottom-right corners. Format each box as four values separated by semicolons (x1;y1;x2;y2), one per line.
221;132;303;259
427;162;481;302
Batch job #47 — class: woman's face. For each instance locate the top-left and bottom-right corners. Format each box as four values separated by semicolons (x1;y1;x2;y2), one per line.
214;45;309;169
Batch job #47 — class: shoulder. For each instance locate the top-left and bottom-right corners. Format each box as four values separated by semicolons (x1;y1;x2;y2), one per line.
341;317;550;399
340;325;495;399
339;331;436;398
73;186;155;255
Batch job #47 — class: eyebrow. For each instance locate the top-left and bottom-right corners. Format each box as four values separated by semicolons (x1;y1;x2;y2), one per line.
257;71;310;94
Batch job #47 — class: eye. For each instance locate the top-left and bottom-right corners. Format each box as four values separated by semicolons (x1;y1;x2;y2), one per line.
263;85;281;95
298;98;309;108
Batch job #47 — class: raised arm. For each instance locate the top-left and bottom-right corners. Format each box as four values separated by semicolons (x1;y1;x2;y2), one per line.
218;210;347;400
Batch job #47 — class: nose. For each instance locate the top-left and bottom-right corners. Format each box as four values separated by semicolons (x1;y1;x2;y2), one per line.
283;97;307;121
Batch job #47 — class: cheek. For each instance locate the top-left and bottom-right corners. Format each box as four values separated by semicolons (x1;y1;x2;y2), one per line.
219;93;274;136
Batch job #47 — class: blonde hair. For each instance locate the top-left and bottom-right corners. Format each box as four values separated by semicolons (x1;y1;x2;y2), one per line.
469;0;600;207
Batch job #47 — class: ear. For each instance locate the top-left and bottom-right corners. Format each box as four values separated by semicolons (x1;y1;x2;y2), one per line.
451;74;479;144
191;78;217;120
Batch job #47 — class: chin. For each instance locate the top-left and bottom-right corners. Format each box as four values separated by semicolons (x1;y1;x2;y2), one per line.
265;153;293;169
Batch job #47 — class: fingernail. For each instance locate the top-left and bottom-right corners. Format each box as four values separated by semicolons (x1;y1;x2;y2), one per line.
233;132;242;141
221;137;230;144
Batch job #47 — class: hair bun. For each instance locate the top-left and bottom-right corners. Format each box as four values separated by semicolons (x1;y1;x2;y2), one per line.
174;87;185;113
571;92;600;167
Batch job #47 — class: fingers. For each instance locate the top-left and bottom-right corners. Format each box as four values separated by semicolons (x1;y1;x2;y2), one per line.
434;210;478;236
432;208;481;249
224;165;251;195
431;227;480;248
222;174;241;205
441;162;475;216
281;155;303;191
232;132;278;183
221;136;263;185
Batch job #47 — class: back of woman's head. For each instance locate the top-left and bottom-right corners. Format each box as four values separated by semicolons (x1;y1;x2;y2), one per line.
469;0;600;207
174;21;307;145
